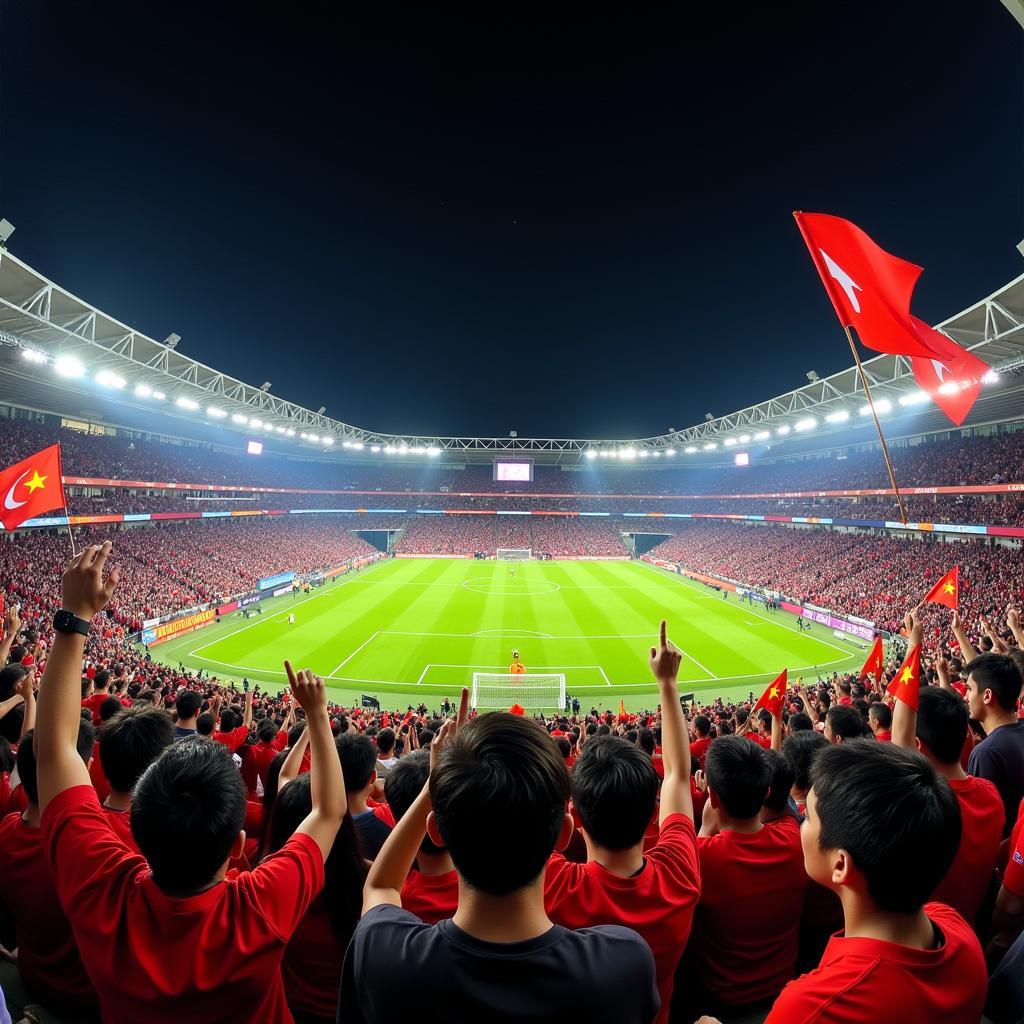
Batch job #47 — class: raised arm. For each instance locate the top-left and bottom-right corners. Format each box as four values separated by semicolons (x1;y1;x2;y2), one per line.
36;543;120;815
278;722;311;790
16;670;35;742
285;663;346;861
892;612;922;750
0;604;21;667
797;684;819;725
1008;607;1024;651
935;655;954;692
951;610;978;663
771;705;782;752
649;620;694;824
241;685;254;729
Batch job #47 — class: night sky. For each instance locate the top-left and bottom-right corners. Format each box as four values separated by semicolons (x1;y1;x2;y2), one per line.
1;3;1021;440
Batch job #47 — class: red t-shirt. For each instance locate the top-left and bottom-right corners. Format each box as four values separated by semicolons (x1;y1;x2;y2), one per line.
932;776;1004;923
102;804;139;852
693;817;807;1005
213;724;250;754
240;741;280;795
998;798;1024;899
90;739;111;803
766;902;986;1023
746;733;771;749
282;901;347;1020
0;811;97;1007
43;785;325;1024
875;730;893;743
545;813;699;1024
82;691;110;724
690;737;712;767
401;869;459;924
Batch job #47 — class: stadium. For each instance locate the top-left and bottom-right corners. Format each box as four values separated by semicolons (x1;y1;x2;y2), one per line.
1;3;1024;1024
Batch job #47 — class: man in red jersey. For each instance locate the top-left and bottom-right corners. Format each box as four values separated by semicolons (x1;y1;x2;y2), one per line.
35;542;347;1024
240;717;289;796
211;686;254;754
544;621;698;1024
81;667;112;724
868;701;892;742
690;715;713;768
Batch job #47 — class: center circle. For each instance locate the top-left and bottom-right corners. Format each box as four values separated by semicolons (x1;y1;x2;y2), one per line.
462;577;561;597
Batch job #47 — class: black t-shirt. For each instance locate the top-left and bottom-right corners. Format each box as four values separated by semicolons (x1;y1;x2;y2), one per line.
339;905;659;1024
968;720;1024;836
353;810;392;860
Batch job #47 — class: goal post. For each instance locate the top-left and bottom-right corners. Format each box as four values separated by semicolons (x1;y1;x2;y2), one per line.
496;548;532;561
472;672;566;711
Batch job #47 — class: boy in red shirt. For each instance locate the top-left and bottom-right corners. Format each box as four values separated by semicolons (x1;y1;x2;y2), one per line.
211;686;254;753
544;621;697;1024
687;734;807;1018
35;542;347;1024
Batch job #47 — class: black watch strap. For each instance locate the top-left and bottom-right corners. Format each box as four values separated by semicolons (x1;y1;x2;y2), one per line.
53;610;91;637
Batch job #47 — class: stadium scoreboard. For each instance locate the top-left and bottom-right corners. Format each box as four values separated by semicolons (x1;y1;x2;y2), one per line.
493;458;534;483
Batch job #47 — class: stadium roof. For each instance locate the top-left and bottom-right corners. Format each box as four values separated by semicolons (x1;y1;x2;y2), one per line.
0;244;1023;466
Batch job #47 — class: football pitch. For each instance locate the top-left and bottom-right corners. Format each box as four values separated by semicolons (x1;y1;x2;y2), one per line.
153;558;864;711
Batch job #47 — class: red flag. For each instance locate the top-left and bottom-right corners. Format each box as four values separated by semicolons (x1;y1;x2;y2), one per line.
752;669;787;717
858;636;885;683
794;213;942;360
923;566;959;611
909;319;988;426
887;645;922;710
0;445;66;532
508;703;525;716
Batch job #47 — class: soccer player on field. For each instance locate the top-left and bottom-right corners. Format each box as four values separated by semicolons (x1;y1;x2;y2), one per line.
510;650;526;675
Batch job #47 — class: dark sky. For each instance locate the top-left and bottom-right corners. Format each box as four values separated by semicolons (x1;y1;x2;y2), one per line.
1;3;1021;439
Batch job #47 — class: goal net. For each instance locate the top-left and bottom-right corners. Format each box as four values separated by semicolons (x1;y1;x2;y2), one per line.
496;548;532;561
472;672;566;711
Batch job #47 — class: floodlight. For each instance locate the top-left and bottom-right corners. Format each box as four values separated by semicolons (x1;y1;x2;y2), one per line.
776;425;790;435
152;391;166;401
316;406;326;415
384;445;393;452
666;448;675;455
300;432;309;439
898;390;929;406
859;399;892;415
275;425;286;433
427;446;440;456
371;445;381;452
704;413;715;422
263;422;275;432
207;406;227;419
96;370;126;389
703;443;717;450
21;348;46;364
260;381;272;392
134;384;152;398
794;417;817;432
352;441;363;449
653;451;661;457
249;418;263;428
639;450;649;458
599;450;608;458
585;450;597;459
983;370;1000;384
738;433;751;443
163;333;180;350
825;410;849;423
684;446;698;453
307;434;320;442
0;218;15;244
806;370;820;382
754;430;770;441
724;438;737;447
937;381;961;395
175;396;199;411
54;355;85;378
286;429;296;436
342;441;352;448
231;413;248;424
399;444;408;452
324;437;335;445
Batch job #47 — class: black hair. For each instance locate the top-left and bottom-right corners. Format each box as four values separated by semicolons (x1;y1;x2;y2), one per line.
554;736;571;759
636;728;655;755
0;666;26;744
94;669;111;690
175;691;203;720
810;740;961;913
264;774;366;940
99;695;123;722
762;748;795;813
704;735;771;820
868;702;892;730
196;712;215;737
915;687;969;766
0;736;13;775
430;713;569;895
256;719;278;743
219;709;237;732
100;707;175;794
18;722;95;806
376;728;396;755
336;734;378;792
825;705;864;741
782;730;828;794
595;724;611;737
572;736;658;850
788;712;813;732
965;654;1023;712
385;750;444;854
693;715;711;737
131;737;246;893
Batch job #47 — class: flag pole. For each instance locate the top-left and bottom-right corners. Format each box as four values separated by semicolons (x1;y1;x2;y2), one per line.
841;325;909;525
56;443;76;557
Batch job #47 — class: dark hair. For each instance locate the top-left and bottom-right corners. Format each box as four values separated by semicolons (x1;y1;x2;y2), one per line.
100;707;175;794
572;736;658;850
385;750;444;854
0;666;26;744
264;774;366;940
18;722;95;806
763;748;795;813
430;713;569;895
0;736;12;775
256;719;278;743
196;712;215;737
694;715;711;737
782;730;828;793
915;687;969;766
175;691;203;720
965;654;1023;712
867;702;892;730
825;705;864;741
287;721;307;748
99;695;123;723
636;728;655;755
705;735;771;820
788;712;813;732
810;740;961;912
595;724;611;737
376;728;396;755
131;737;246;893
94;669;111;690
219;709;237;733
554;736;571;759
337;734;378;792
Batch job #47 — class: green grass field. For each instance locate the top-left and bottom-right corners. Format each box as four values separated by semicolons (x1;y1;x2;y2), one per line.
152;558;865;711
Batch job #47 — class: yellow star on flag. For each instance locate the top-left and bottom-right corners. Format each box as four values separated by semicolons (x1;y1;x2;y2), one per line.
23;470;46;494
900;666;915;685
769;686;779;699
943;581;955;594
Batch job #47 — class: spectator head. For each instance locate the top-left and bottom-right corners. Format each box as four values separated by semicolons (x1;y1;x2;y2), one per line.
337;734;378;795
418;728;435;748
174;690;203;724
636;728;656;756
100;707;175;795
256;719;278;744
196;712;215;737
762;748;795;814
824;705;864;744
218;709;237;733
804;740;960;914
965;654;1022;719
756;709;772;736
914;687;969;767
781;730;828;798
572;736;658;851
867;702;892;736
428;713;571;896
787;711;813;733
131;737;247;893
554;736;571;760
94;669;111;692
385;750;445;855
376;728;396;757
694;715;711;738
99;695;123;723
0;666;26;744
704;735;771;821
18;722;95;807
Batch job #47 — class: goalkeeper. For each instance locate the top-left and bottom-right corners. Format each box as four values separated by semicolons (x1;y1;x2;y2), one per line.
510;650;527;675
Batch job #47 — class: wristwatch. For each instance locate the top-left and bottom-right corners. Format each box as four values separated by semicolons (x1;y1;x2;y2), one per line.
53;610;91;637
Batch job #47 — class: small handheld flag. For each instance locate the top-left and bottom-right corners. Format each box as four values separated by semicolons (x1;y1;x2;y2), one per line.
0;445;66;533
858;636;885;683
887;645;922;710
752;669;787;717
923;567;959;611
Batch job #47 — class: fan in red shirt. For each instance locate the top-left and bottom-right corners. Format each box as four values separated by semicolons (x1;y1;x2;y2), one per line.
34;542;348;1024
545;622;698;1024
211;687;254;754
868;701;893;742
690;715;713;768
240;718;290;795
81;667;113;724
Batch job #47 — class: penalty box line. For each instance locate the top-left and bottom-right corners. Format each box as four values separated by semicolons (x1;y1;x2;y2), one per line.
417;664;613;686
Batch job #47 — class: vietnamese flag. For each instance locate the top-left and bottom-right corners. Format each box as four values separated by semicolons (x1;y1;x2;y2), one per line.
794;213;942;360
752;669;787;717
858;636;885;683
0;445;66;532
923;566;959;611
887;645;922;710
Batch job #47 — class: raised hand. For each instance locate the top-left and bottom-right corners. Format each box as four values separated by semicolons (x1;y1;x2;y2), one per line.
60;542;120;620
2;603;20;640
649;620;682;684
284;661;327;716
429;686;468;773
904;609;923;649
